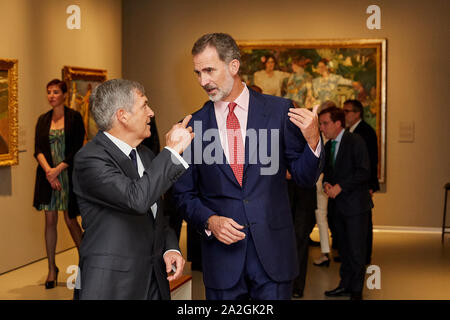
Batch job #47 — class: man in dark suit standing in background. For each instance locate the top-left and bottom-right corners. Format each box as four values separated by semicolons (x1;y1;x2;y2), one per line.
319;106;373;300
73;79;194;299
343;99;379;265
173;33;323;300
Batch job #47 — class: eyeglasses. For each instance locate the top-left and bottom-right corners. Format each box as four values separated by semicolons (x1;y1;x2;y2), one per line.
343;109;355;113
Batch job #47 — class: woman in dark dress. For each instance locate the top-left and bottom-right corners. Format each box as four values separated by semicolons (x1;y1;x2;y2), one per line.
33;79;85;289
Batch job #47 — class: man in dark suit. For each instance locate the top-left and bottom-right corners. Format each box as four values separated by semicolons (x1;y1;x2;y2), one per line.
73;79;194;300
343;99;379;264
173;33;324;300
319;106;373;300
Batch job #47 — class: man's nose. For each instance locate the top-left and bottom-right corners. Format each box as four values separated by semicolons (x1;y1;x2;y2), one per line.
199;74;210;87
148;106;155;118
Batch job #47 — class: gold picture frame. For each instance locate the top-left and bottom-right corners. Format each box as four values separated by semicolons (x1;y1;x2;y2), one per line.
62;66;107;142
0;58;19;166
238;39;387;184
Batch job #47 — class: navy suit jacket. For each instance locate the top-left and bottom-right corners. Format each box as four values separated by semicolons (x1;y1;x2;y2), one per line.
173;89;323;289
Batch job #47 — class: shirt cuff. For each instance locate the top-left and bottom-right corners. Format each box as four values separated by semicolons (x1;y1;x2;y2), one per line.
163;249;182;258
164;146;189;169
309;141;321;158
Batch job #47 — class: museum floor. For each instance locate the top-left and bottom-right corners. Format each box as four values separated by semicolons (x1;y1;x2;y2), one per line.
0;228;449;300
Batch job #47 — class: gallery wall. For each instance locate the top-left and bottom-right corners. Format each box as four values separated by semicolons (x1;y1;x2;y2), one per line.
0;0;122;274
122;0;450;228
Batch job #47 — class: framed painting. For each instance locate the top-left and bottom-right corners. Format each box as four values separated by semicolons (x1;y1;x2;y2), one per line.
238;39;386;184
0;58;18;166
62;66;107;142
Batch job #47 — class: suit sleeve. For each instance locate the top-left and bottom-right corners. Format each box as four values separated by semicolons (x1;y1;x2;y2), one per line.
283;101;324;187
338;135;371;192
366;127;379;191
172;124;216;234
73;148;186;215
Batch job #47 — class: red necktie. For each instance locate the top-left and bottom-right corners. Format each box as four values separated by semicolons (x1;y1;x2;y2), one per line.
226;102;244;186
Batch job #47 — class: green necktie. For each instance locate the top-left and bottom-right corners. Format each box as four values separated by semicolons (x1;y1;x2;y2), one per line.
330;140;337;167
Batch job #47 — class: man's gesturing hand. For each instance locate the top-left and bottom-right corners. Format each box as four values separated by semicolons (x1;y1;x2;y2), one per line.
166;114;195;154
288;104;320;151
207;215;246;245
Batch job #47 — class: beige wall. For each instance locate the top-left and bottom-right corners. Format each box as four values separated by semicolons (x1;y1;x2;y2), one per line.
123;0;450;228
0;0;122;274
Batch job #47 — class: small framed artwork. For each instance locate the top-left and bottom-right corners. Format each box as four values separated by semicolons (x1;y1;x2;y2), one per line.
62;66;107;142
238;39;386;184
0;58;18;166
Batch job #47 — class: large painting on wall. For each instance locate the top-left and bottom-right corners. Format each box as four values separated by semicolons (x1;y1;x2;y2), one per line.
238;39;386;184
0;58;18;166
62;66;107;142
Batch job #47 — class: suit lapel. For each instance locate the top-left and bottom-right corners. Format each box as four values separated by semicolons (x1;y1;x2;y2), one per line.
95;132;140;180
244;91;270;176
137;144;153;169
334;130;349;170
205;102;240;186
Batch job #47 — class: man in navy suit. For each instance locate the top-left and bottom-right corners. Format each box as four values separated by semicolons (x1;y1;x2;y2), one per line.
173;33;323;300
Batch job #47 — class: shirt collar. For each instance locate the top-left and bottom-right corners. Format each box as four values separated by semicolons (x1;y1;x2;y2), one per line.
334;128;345;143
103;131;135;158
349;119;362;133
214;82;249;114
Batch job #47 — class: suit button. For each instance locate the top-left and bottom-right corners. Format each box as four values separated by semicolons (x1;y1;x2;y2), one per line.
243;199;249;204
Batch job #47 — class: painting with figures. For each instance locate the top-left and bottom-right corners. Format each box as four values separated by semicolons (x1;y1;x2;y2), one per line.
238;39;386;183
62;66;107;142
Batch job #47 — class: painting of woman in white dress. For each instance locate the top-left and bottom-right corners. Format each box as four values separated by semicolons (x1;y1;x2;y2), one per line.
253;55;290;96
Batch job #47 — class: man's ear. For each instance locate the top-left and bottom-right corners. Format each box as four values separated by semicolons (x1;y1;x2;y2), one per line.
229;59;240;76
116;109;128;124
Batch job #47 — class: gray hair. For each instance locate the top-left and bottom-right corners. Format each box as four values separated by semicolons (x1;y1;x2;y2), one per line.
192;33;241;64
90;79;145;131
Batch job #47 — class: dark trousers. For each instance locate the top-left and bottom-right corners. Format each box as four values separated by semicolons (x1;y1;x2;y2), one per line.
205;231;292;300
146;269;162;300
328;206;339;250
293;208;316;294
287;180;316;294
366;210;373;264
335;210;370;293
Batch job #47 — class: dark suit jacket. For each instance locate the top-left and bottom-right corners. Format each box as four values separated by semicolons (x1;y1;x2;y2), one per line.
353;120;380;192
173;89;324;290
73;132;186;300
33;106;85;217
323;130;373;216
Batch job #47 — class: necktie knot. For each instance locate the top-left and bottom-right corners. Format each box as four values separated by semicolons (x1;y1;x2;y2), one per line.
228;102;237;114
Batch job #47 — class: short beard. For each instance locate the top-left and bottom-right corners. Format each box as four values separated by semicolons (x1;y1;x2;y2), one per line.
207;71;234;102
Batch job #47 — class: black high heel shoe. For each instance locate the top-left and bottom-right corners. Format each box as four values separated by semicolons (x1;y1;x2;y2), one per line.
313;254;330;267
45;266;59;289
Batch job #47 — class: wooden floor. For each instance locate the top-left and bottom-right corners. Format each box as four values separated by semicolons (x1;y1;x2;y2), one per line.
0;229;449;300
